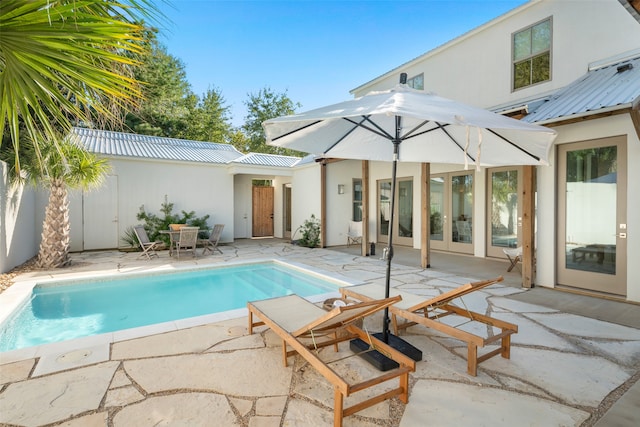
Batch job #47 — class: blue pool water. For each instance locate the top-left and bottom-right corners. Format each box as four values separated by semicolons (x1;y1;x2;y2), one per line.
0;262;339;352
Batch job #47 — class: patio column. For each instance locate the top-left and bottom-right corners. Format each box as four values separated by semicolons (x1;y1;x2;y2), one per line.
361;160;369;257
522;165;535;288
320;159;327;248
421;163;431;268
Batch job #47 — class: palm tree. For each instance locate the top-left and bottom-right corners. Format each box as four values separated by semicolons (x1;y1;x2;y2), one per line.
1;138;110;268
0;0;159;173
2;136;110;268
1;0;159;268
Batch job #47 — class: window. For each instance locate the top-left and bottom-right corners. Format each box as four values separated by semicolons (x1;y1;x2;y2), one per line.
406;73;424;90
513;18;551;90
352;179;362;221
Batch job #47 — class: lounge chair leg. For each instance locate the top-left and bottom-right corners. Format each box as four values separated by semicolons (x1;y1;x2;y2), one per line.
391;314;399;335
467;343;478;376
282;339;288;367
334;388;344;427
502;334;511;359
399;372;409;403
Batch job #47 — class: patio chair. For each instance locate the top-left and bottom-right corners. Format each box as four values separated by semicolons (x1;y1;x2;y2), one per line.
174;226;199;258
247;294;415;427
455;220;472;243
503;246;523;272
167;224;187;256
133;225;160;260
202;224;224;255
346;220;362;246
340;276;517;376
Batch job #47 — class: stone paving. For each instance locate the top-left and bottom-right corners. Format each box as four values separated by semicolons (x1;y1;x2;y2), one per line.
0;240;639;426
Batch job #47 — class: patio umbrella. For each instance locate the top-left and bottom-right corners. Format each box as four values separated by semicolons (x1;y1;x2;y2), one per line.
263;82;557;345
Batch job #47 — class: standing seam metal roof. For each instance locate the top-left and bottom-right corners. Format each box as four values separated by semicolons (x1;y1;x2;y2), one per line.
70;128;304;168
233;153;301;167
522;55;640;124
71;128;244;164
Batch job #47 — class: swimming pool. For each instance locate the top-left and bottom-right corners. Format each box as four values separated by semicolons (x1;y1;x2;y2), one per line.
0;261;342;352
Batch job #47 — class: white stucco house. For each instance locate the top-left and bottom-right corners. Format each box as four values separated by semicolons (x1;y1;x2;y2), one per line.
2;0;639;303
311;0;640;301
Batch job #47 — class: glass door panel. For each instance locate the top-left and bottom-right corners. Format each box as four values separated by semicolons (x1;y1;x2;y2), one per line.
566;146;617;274
430;172;473;254
378;181;391;243
283;185;292;239
450;173;473;253
487;167;522;258
557;137;626;295
430;177;445;243
396;179;413;246
377;178;413;246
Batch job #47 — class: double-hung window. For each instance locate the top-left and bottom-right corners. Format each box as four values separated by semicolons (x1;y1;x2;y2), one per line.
406;73;424;90
513;18;552;90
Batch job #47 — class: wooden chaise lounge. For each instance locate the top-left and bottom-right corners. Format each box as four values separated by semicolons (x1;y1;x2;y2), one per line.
340;276;517;376
247;294;416;427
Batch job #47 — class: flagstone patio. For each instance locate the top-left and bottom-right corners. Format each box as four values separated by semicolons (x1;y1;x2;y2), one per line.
0;240;638;426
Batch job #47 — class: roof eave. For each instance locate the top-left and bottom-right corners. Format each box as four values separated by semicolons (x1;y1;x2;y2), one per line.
530;104;632;126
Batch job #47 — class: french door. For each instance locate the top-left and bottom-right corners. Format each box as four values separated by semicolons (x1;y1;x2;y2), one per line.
430;172;474;254
486;167;523;258
377;178;413;246
557;137;627;296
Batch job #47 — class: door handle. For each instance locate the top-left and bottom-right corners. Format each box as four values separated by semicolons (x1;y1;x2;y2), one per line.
615;233;627;238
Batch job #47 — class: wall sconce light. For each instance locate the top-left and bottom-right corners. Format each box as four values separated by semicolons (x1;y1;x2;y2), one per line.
337;184;345;194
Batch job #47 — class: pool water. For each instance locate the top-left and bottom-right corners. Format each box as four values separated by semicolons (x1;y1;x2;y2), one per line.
0;262;340;352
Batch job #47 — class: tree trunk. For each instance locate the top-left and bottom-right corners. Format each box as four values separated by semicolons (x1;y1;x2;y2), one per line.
37;178;71;268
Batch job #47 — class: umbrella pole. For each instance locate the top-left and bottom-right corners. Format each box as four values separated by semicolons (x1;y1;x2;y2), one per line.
382;134;400;343
351;122;422;370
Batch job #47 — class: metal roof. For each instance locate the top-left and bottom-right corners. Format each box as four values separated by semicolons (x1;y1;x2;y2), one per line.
522;55;640;124
71;128;244;164
232;153;301;168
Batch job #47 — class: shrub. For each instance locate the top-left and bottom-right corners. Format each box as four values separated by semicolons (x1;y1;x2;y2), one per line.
297;214;321;248
121;226;139;248
133;195;210;246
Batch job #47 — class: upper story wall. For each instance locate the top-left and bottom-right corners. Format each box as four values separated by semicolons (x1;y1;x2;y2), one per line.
353;0;640;109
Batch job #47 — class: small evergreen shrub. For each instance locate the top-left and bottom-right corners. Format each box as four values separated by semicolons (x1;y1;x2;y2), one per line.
297;214;321;248
132;195;210;246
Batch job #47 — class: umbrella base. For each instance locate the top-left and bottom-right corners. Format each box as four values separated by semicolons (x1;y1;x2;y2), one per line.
350;333;422;371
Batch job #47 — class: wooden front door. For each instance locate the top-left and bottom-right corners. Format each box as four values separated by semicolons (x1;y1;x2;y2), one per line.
252;186;274;237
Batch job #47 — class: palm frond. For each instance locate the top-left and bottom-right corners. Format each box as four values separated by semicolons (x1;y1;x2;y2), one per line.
0;0;164;172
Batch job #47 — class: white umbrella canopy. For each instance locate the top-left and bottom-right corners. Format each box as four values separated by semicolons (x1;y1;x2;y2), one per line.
263;85;556;168
263;83;557;350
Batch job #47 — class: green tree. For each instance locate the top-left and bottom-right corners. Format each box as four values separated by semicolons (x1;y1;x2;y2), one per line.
125;32;193;137
228;129;250;153
0;0;158;174
240;87;302;155
179;88;233;143
1;136;110;268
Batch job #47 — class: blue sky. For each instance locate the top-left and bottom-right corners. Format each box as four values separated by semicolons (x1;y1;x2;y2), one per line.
157;0;528;126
